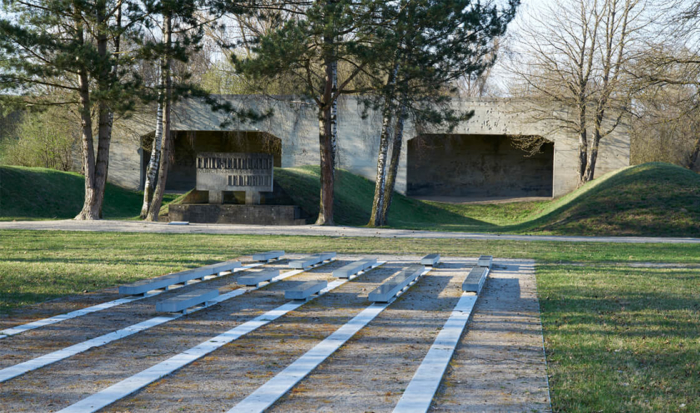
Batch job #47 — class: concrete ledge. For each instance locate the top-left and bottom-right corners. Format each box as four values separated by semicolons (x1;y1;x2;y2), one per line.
168;204;306;225
155;289;219;313
420;254;440;266
477;255;493;268
119;261;241;296
285;280;328;300
332;259;377;278
289;252;336;269
369;265;425;303
252;250;285;262
237;269;280;287
462;266;489;294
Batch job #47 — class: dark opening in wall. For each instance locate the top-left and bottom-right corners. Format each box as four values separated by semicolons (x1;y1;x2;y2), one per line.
141;130;282;191
407;134;553;198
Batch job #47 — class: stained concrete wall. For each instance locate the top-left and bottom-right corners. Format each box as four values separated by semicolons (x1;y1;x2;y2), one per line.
110;95;631;198
408;134;554;197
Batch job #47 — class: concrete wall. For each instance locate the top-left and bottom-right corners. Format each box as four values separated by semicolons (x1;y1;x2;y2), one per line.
110;95;631;198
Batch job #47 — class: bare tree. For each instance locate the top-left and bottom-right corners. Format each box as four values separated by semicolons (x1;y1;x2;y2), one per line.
510;0;645;185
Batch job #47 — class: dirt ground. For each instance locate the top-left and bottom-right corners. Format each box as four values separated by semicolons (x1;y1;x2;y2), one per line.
0;254;550;412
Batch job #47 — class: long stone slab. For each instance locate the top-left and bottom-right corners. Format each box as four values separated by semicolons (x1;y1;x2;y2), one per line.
332;258;377;278
252;250;285;262
285;280;328;300
237;269;280;287
119;261;241;296
155;289;219;313
288;252;336;269
420;253;440;266
369;265;425;303
462;266;489;294
477;255;493;268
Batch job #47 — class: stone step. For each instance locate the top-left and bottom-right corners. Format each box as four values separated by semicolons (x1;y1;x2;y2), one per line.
420;253;441;266
237;269;280;287
332;258;377;278
477;255;493;268
119;261;241;296
155;288;219;314
289;252;336;269
462;266;489;294
285;280;328;301
252;250;285;262
368;265;425;303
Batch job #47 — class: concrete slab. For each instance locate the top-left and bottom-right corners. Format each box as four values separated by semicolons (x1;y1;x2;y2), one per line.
462;266;489;294
285;280;328;300
155;289;219;313
369;265;425;303
332;258;377;278
420;254;440;266
236;270;280;287
289;252;336;269
119;261;241;296
252;250;285;262
477;255;493;268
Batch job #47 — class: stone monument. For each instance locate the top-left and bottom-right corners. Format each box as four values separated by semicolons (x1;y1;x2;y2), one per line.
195;152;273;205
167;152;306;225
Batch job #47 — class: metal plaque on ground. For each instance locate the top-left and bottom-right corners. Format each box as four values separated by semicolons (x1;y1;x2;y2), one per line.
196;152;273;192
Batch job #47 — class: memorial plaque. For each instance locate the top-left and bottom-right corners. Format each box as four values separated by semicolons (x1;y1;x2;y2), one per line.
196;152;273;204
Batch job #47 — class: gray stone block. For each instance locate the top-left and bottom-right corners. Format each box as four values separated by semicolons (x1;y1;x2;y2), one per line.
289;252;336;269
420;254;440;266
369;265;425;303
477;255;493;268
462;266;489;294
156;289;219;313
119;261;241;296
285;280;328;300
237;269;280;287
332;259;377;278
252;250;285;262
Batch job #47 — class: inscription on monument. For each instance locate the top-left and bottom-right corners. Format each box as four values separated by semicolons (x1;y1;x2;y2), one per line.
196;152;273;204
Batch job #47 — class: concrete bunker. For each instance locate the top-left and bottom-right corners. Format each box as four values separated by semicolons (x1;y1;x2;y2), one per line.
140;130;282;192
407;134;554;199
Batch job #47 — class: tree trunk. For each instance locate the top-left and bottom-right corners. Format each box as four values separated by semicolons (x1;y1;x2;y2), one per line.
380;102;407;226
577;104;589;186
316;29;335;226
688;136;700;171
146;13;172;222
75;3;110;220
368;101;393;227
74;67;98;220
584;110;605;182
330;59;338;169
140;92;164;218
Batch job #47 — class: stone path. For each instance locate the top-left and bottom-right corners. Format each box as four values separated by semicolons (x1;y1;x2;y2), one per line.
1;220;699;244
0;255;551;412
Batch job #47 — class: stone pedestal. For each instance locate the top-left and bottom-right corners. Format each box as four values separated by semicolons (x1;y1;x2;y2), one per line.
168;204;307;225
209;191;223;204
245;191;261;205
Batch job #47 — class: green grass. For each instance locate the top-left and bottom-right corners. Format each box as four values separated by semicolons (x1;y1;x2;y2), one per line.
0;165;178;220
0;229;699;411
539;264;700;412
274;163;700;236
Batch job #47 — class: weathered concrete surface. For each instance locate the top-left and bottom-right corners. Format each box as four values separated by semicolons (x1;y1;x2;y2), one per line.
2;220;699;244
108;96;630;198
168;204;306;225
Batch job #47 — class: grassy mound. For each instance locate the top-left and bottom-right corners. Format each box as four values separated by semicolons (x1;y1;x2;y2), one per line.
275;163;700;236
0;165;176;220
523;162;700;236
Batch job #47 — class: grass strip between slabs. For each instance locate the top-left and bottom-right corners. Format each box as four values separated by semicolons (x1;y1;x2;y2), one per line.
57;261;385;413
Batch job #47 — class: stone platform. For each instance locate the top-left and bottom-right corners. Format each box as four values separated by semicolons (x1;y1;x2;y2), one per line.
168;204;306;225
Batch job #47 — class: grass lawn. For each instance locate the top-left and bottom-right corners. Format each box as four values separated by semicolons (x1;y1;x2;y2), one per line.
1;230;699;411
